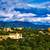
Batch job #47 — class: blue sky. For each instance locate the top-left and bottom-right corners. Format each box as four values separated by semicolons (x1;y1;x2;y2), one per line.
13;0;50;3
0;0;50;24
20;0;50;3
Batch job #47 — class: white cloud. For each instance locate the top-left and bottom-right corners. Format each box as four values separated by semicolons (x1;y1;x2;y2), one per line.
0;10;37;21
0;11;13;17
0;0;50;23
0;0;50;12
16;14;50;22
47;14;50;17
15;2;50;9
0;10;50;23
16;13;36;18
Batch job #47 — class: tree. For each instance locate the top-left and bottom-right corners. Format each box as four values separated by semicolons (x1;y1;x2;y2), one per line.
7;45;17;50
0;45;5;50
20;46;32;50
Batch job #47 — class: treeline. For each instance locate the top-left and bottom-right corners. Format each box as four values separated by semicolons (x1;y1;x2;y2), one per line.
0;28;50;50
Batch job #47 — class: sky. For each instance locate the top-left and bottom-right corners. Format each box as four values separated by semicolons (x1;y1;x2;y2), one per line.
0;0;50;24
18;0;50;3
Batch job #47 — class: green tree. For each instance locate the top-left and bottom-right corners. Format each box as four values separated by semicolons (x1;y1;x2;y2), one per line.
0;45;5;50
7;45;17;50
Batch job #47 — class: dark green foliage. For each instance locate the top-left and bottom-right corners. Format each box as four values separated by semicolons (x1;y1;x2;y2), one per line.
21;28;50;50
0;28;50;50
7;45;17;50
0;45;5;50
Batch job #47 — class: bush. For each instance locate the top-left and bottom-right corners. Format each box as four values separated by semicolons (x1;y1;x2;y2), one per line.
0;45;5;50
20;46;32;50
7;45;20;50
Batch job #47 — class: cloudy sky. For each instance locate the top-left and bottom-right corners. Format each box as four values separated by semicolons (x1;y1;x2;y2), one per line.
0;0;50;24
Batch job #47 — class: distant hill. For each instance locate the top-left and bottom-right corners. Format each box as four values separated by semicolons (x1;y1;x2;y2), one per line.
0;21;50;30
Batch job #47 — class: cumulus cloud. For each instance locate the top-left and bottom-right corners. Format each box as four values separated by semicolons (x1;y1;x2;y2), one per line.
0;0;50;23
0;10;50;23
15;14;50;22
2;13;50;23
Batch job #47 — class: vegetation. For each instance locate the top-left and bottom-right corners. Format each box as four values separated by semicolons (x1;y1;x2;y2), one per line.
0;28;50;50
